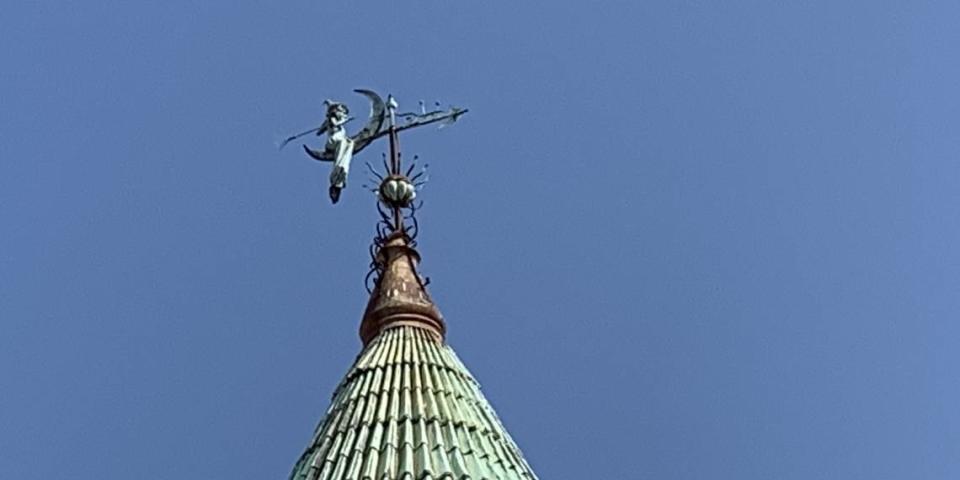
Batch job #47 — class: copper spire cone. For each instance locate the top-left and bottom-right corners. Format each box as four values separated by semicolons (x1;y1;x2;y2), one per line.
359;231;445;345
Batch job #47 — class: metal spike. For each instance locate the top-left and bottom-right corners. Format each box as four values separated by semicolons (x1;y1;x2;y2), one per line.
365;162;384;181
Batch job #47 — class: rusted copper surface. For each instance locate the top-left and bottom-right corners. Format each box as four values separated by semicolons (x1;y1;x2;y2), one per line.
359;232;445;345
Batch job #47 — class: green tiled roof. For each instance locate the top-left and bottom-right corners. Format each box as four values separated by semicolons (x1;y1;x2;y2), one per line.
289;325;538;480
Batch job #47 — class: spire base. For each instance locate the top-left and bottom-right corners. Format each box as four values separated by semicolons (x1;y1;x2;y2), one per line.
360;233;445;345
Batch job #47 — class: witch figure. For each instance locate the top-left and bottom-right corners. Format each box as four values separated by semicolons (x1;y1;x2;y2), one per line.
316;100;354;203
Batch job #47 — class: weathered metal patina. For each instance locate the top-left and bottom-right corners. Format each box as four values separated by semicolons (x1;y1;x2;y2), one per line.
289;326;538;480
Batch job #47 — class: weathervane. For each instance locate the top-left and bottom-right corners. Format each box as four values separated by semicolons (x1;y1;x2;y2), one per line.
281;89;467;205
282;89;467;291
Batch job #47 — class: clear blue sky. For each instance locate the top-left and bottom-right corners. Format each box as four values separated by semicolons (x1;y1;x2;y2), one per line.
2;1;958;478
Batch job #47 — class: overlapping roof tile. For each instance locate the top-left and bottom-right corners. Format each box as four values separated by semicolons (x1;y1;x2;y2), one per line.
290;325;538;480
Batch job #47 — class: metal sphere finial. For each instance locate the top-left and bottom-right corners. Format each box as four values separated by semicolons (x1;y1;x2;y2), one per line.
379;175;417;208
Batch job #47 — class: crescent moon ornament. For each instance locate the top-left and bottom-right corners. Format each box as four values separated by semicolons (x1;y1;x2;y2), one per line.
288;88;467;206
351;89;387;152
303;89;386;162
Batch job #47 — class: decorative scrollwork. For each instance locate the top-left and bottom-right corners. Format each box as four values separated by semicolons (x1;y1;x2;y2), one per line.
363;156;431;291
